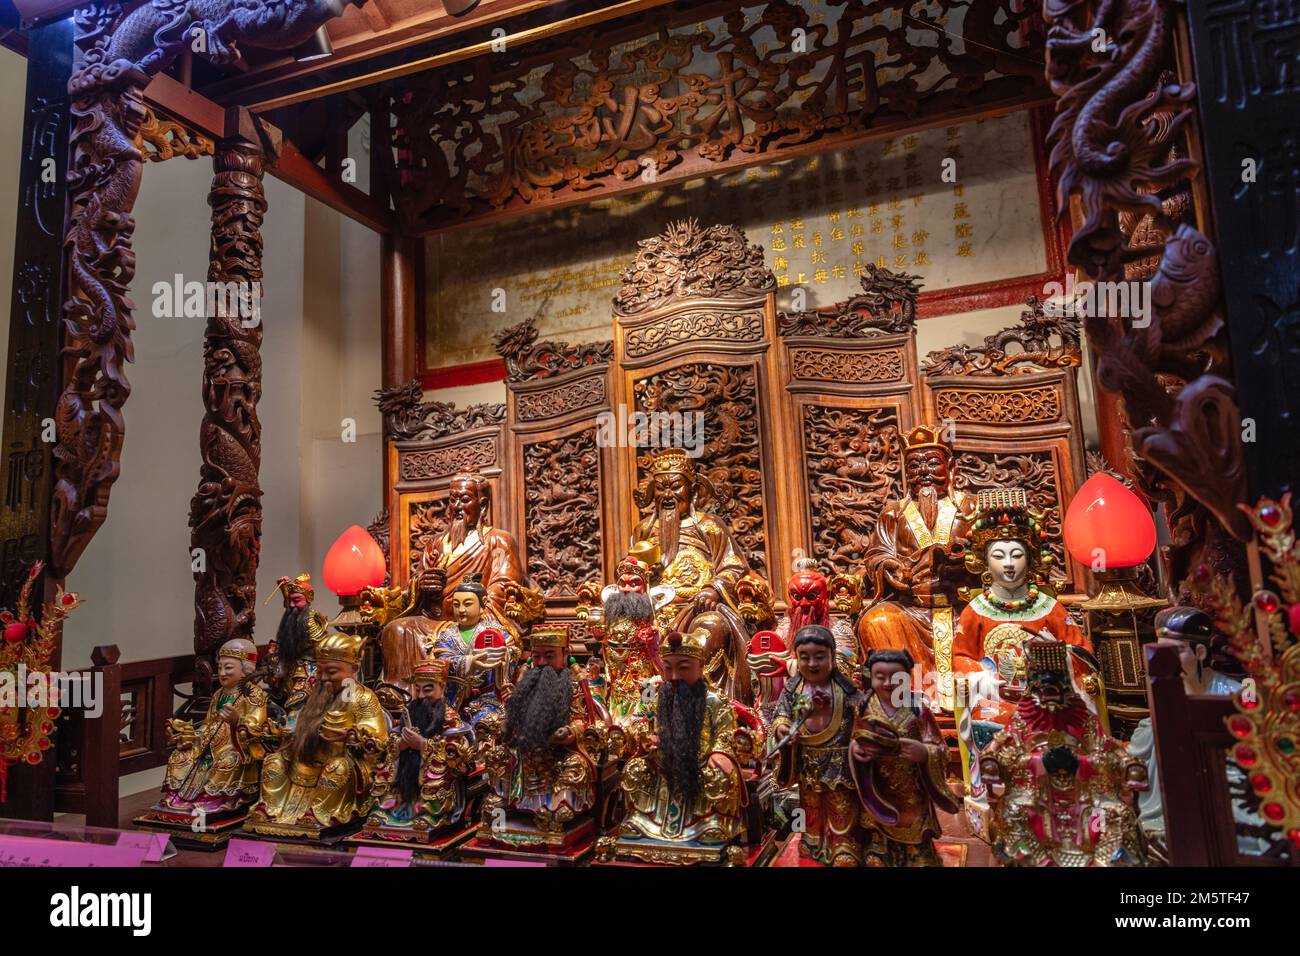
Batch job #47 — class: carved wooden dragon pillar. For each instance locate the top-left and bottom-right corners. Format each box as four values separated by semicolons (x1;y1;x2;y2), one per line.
190;137;266;674
50;0;357;583
1043;0;1250;592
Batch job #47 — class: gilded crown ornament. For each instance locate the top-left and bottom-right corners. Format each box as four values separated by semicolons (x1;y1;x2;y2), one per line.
409;658;451;684
660;628;709;661
965;488;1053;580
217;643;258;665
273;573;315;605
529;624;570;649
315;630;366;666
650;447;695;479
903;424;953;456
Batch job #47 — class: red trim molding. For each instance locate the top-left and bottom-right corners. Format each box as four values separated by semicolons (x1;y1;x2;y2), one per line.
420;358;507;390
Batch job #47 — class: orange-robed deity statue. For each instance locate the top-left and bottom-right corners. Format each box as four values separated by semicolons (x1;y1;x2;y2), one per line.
630;448;758;703
858;425;976;707
379;472;529;687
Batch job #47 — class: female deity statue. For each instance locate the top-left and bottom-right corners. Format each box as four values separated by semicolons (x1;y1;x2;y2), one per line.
143;639;269;834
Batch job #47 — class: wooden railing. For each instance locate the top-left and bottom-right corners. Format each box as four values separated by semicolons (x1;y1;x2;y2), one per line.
53;645;198;828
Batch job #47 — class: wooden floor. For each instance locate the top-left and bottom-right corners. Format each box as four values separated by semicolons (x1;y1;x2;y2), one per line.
55;786;995;868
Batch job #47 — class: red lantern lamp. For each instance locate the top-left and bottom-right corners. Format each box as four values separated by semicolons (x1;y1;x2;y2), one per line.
323;525;387;597
1063;473;1156;569
1066;473;1167;737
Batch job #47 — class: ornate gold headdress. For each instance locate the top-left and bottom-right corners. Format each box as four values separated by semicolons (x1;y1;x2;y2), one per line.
616;540;660;587
903;424;953;457
529;624;570;649
650;448;696;481
1024;637;1070;676
659;628;709;661
268;573;315;607
964;488;1052;577
409;658;450;684
315;630;365;666
217;639;258;665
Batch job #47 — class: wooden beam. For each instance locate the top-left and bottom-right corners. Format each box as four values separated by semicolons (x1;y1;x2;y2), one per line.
143;73;394;234
270;138;395;234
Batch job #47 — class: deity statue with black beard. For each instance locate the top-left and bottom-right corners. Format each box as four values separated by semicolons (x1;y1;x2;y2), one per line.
357;659;476;844
265;573;329;724
478;625;603;842
245;632;388;840
598;629;750;866
590;544;673;724
858;425;976;709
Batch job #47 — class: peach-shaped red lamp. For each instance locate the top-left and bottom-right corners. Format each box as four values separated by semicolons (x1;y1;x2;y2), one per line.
1063;472;1156;570
323;524;387;597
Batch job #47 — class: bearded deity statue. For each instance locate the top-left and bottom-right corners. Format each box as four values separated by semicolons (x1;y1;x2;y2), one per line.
139;639;269;838
477;625;606;850
858;425;977;709
265;573;329;725
378;472;534;687
979;639;1148;867
357;659;476;845
586;542;673;724
630;448;764;703
953;489;1093;728
245;631;389;840
597;628;758;866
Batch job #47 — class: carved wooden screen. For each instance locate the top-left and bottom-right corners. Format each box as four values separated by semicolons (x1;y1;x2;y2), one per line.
921;297;1087;593
609;220;799;589
496;319;616;638
376;383;508;588
774;267;926;576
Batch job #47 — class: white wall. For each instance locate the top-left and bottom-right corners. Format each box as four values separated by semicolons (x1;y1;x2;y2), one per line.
0;46;24;396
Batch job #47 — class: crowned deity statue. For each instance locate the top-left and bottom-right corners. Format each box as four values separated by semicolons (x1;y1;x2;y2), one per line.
357;659;476;845
630;447;760;703
379;472;531;687
265;573;329;725
858;425;977;708
426;573;520;731
979;639;1148;866
141;639;269;835
771;625;869;866
478;625;605;847
952;489;1093;727
246;631;389;839
599;628;755;866
587;542;673;724
851;649;960;866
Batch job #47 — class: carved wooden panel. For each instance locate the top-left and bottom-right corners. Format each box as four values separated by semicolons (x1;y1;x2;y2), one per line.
624;310;766;357
933;384;1062;425
802;403;907;575
398;438;498;482
406;495;449;576
387;0;1049;234
521;428;603;599
789;347;907;385
515;375;606;422
631;361;770;578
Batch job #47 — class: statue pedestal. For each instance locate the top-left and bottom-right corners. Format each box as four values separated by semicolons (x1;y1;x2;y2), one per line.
241;814;366;846
593;831;767;867
460;814;598;866
132;805;251;852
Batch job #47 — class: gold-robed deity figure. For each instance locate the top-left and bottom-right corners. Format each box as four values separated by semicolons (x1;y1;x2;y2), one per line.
980;639;1148;866
630;448;765;702
246;631;389;839
357;658;476;845
266;573;329;725
140;639;269;835
598;628;756;866
377;472;536;687
858;425;976;708
478;625;605;848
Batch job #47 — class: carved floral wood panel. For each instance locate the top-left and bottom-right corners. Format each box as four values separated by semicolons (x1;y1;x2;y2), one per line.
522;429;603;598
389;0;1047;233
407;497;449;574
632;362;768;577
802;403;905;575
